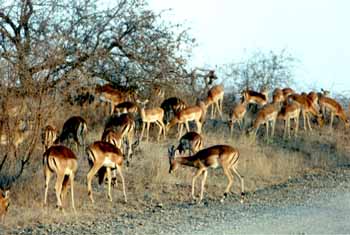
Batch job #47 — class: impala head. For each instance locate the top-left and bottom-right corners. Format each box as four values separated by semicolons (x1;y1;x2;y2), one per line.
168;145;179;174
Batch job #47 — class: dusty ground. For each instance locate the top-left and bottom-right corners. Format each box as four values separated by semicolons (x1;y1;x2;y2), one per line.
2;166;350;235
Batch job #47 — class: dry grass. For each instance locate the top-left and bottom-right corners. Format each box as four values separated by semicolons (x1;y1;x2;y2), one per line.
1;98;350;229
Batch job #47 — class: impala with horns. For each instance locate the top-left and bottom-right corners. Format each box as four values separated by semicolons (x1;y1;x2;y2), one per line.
42;125;58;151
160;97;187;124
241;88;269;106
228;101;247;135
168;144;244;203
137;99;166;142
86;141;127;203
175;131;203;155
55;116;88;153
289;94;324;131
43;145;78;212
205;84;224;119
318;96;350;129
166;101;207;140
282;87;295;100
277;103;301;138
247;103;279;138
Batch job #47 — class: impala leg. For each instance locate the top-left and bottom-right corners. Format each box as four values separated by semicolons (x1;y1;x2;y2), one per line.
105;167;113;202
146;122;150;142
196;121;202;134
192;168;205;201
199;170;208;203
223;167;233;196
185;121;190;132
87;163;103;203
55;174;65;210
44;167;52;206
231;166;245;203
330;112;334;129
177;124;184;140
155;121;162;142
69;173;76;213
287;118;291;138
271;119;276;137
159;121;166;140
265;122;269;138
117;165;127;203
215;101;222;119
295;116;299;137
283;120;287;139
140;122;146;142
306;114;312;131
302;110;307;131
61;176;69;205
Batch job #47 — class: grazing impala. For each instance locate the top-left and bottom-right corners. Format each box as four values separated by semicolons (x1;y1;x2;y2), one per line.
86;141;127;203
277;103;301;138
168;145;244;203
289;94;324;131
42;125;58;151
166;102;207;140
161;97;187;124
205;84;224;119
175;131;203;155
137;99;166;142
228;101;247;135
248;103;279;138
241;88;268;106
318;96;350;129
55;116;88;152
43;145;78;212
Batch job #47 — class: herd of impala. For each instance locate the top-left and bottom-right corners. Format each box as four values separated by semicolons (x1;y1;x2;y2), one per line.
1;82;349;221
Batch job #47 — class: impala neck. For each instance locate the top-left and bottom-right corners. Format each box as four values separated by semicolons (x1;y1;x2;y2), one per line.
176;156;196;168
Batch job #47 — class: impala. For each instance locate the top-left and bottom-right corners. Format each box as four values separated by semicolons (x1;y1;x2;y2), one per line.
205;84;224;119
272;88;284;105
55;116;88;152
228;101;247;135
102;114;137;165
137;99;166;142
96;84;127;115
114;101;138;116
166;102;206;140
282;87;295;100
168;145;244;203
247;103;279;138
175;131;203;155
43;145;78;212
86;141;127;203
160;97;187;124
42;125;58;151
289;94;324;131
241;88;268;106
277;103;301;138
318;96;350;129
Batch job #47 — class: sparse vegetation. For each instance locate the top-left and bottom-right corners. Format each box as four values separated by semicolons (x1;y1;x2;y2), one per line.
0;0;349;233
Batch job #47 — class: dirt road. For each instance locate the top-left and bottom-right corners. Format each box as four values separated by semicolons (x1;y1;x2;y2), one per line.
4;168;350;234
